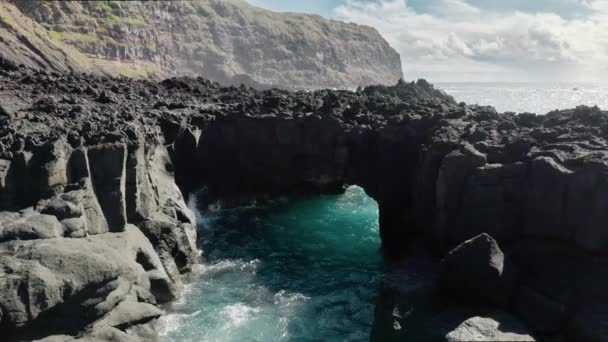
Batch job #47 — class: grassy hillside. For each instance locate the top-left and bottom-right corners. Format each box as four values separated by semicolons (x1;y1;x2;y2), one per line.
1;0;402;88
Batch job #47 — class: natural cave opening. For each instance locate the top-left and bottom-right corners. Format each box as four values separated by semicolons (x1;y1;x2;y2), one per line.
169;116;433;259
159;186;389;341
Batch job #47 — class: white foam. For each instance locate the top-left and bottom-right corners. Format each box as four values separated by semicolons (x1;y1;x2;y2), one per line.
192;259;260;277
158;307;204;337
221;303;260;328
157;312;183;337
273;290;309;306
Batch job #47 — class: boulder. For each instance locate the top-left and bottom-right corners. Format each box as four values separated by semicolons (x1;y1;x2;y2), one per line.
60;217;87;238
33;277;162;342
439;233;517;307
139;213;198;282
37;197;83;220
75;324;157;342
0;212;64;242
91;301;161;330
0;211;20;226
0;226;172;338
0;256;64;330
445;313;535;341
420;308;535;341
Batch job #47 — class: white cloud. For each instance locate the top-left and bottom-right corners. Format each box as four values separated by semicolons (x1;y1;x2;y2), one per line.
429;0;481;17
460;0;593;17
335;0;608;82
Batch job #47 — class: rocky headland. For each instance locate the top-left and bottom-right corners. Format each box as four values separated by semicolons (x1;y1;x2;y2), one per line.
0;0;402;89
0;65;607;341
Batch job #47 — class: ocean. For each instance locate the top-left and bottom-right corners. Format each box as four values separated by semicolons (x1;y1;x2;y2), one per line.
438;82;608;114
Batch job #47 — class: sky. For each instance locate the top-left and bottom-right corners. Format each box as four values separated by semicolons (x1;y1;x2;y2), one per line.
245;0;608;82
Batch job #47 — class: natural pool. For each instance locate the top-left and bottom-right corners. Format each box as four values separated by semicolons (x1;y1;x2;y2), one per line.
159;186;383;341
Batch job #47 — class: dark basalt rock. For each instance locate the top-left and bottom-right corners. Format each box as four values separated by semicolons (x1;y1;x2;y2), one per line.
439;233;517;308
1;67;608;340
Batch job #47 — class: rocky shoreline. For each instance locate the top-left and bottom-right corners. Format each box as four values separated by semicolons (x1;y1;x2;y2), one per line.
1;66;608;340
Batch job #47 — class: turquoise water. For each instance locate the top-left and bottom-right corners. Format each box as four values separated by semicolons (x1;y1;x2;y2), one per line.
159;186;382;342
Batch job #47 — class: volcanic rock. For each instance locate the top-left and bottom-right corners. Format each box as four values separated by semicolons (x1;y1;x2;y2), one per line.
1;66;608;339
439;234;517;307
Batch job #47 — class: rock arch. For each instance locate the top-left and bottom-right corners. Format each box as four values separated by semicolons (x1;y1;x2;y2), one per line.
170;105;608;256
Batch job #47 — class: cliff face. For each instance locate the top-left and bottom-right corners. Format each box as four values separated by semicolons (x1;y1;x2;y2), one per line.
1;66;608;339
0;0;402;89
0;70;201;341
